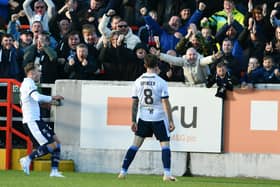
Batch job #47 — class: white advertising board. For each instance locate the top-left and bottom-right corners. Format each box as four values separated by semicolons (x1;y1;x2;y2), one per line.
80;83;223;152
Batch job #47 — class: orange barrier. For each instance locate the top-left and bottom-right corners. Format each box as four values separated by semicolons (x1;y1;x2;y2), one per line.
224;89;280;153
0;79;32;170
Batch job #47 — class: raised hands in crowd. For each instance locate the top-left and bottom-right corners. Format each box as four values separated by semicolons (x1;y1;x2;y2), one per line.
0;0;279;87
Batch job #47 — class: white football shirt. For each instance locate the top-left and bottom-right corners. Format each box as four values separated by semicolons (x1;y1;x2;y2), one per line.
20;78;52;123
133;72;169;121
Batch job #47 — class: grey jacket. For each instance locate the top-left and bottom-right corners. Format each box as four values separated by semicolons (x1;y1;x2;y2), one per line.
159;53;214;84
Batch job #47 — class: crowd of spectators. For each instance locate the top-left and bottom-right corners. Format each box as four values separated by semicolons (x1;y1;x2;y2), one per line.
0;0;280;88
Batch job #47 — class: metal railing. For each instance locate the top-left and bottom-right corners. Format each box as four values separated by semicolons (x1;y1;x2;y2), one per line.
0;79;32;170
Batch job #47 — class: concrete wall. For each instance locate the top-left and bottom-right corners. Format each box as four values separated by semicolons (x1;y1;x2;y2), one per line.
54;80;280;179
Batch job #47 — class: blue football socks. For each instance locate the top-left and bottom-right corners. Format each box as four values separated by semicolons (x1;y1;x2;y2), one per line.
162;146;171;176
121;145;139;173
51;144;61;168
29;144;53;160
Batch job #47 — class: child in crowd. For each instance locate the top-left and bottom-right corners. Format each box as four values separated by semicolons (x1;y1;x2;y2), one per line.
240;57;260;88
248;55;280;83
206;61;233;99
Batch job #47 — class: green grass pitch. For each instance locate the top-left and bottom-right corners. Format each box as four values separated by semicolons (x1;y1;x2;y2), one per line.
1;171;280;187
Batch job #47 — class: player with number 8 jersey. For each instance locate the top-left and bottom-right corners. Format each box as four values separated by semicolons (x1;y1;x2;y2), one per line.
118;54;177;181
134;70;169;122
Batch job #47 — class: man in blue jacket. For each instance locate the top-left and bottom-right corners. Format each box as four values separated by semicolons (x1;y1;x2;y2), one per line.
142;2;206;52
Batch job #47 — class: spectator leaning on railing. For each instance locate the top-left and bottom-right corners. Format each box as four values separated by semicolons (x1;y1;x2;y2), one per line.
155;47;223;85
206;61;233;99
248;55;280;83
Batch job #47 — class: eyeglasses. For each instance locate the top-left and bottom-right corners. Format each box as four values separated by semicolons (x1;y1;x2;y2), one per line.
118;25;128;28
35;6;45;9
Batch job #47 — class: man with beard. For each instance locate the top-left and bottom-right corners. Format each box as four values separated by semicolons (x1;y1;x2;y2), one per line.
0;33;24;81
19;30;34;52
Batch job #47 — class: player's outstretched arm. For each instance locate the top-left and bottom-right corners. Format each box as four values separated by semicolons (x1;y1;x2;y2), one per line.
52;95;64;101
50;95;64;106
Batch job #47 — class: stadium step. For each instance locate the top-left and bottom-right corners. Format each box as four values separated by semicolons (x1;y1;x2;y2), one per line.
0;148;27;170
33;160;74;172
0;149;5;169
0;148;74;172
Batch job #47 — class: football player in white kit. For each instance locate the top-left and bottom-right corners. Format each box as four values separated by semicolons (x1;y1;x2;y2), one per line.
118;54;176;181
19;63;65;177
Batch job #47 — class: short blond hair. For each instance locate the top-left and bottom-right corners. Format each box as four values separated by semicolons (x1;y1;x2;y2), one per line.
76;43;88;49
82;24;96;34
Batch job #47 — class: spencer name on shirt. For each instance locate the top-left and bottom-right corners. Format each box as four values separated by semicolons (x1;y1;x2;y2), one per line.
140;81;155;86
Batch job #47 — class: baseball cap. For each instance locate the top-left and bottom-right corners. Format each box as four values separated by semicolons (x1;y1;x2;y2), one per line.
20;29;33;36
